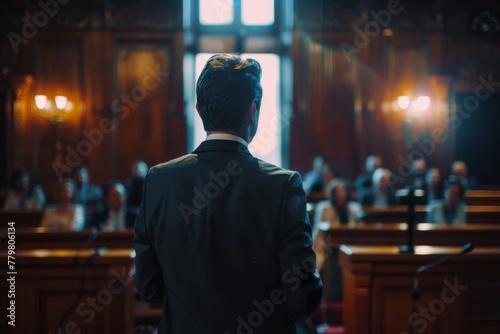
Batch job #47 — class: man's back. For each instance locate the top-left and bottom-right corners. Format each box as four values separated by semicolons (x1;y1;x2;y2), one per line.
134;140;323;333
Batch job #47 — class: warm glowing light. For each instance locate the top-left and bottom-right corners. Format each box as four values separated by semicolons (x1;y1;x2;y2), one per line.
55;96;68;110
397;96;410;110
35;95;48;109
414;96;430;111
242;0;274;26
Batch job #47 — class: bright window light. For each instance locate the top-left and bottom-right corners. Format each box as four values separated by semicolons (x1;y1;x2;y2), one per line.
242;0;274;26
397;96;410;110
194;53;282;167
199;0;234;25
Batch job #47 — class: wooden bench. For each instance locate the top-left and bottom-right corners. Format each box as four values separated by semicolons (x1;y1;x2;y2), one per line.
358;205;500;224
324;223;500;247
465;190;500;206
0;227;134;250
0;210;44;228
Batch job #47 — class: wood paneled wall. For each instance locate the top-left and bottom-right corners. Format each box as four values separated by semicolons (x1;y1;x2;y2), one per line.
292;0;500;184
2;0;500;192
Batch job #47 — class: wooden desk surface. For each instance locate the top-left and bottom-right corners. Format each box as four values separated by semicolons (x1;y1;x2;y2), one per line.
0;227;134;250
2;248;136;265
326;223;500;246
339;244;500;262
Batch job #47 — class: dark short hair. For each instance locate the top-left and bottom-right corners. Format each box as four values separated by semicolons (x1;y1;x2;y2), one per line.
196;54;262;132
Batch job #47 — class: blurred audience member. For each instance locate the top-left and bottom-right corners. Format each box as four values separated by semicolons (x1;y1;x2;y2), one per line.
40;179;84;230
314;179;361;233
355;155;382;201
92;181;139;230
304;155;329;194
424;168;444;203
72;166;104;226
407;157;427;190
451;160;478;190
3;167;45;210
359;168;399;206
426;178;466;225
125;160;148;209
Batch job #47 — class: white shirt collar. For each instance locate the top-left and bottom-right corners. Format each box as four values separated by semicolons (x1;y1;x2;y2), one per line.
206;133;248;147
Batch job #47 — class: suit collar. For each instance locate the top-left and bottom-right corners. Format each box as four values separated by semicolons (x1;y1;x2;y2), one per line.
193;140;252;156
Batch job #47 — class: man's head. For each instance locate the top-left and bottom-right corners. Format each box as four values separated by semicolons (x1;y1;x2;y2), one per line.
72;166;89;185
426;168;441;187
452;161;467;180
196;54;263;143
412;158;427;175
131;160;148;179
365;155;382;173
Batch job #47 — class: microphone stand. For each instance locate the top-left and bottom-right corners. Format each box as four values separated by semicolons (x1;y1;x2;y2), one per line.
411;243;474;334
57;226;105;333
398;187;419;253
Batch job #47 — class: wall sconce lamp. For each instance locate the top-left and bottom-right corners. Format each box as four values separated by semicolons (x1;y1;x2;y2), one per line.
395;95;430;121
34;95;72;125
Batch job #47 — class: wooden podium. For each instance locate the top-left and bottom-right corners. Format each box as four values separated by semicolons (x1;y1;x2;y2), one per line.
0;248;135;334
339;245;500;334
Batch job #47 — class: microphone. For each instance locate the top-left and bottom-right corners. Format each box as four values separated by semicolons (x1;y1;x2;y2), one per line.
73;226;103;265
411;243;474;334
414;243;474;279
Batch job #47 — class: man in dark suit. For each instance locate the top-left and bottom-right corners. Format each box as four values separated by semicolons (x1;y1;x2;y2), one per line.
134;54;323;334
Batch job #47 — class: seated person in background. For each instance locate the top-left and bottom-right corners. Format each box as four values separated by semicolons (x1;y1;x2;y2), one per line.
40;179;84;230
359;168;399;206
304;155;329;194
425;168;444;203
426;178;466;225
125;160;148;209
314;179;361;233
3;167;46;210
92;181;139;230
72;166;104;227
451;160;479;190
406;157;427;190
354;155;382;200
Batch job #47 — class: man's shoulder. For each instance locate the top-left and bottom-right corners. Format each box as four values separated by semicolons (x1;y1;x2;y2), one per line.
149;154;198;174
256;159;299;180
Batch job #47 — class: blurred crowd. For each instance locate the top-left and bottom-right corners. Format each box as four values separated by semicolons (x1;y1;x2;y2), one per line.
303;155;477;234
1;155;477;232
1;161;148;231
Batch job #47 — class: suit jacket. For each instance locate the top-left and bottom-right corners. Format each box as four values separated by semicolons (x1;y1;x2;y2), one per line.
134;140;323;334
